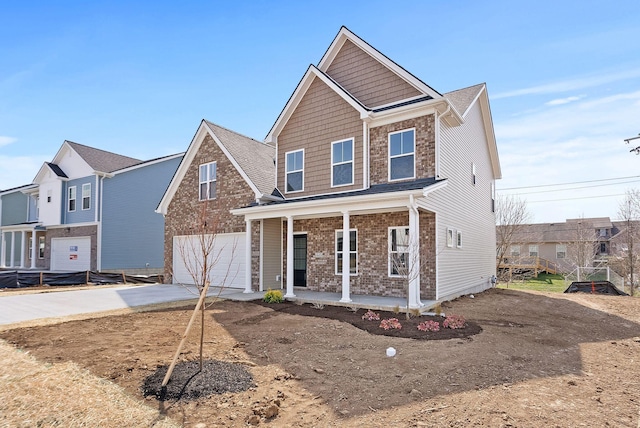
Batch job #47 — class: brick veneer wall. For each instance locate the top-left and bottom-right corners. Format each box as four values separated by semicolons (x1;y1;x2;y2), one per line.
369;114;436;185
44;225;98;271
284;209;436;300
164;135;260;288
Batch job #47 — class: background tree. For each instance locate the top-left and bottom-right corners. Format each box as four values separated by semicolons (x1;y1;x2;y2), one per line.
617;189;640;296
495;195;532;280
566;216;598;270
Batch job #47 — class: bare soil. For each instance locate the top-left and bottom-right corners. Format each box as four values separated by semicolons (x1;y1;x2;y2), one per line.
2;288;640;427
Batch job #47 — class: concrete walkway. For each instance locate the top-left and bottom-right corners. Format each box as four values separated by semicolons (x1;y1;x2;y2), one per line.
0;284;260;326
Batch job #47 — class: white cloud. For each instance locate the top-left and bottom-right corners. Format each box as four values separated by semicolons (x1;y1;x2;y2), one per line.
545;95;583;106
0;155;42;189
0;136;17;147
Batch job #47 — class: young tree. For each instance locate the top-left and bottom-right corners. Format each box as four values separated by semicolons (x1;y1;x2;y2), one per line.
617;189;640;296
566;217;598;270
495;195;532;279
162;202;238;387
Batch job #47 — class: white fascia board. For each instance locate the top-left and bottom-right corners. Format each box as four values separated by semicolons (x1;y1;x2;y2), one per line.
478;90;502;179
156;121;210;215
369;103;439;128
318;27;442;100
0;223;41;232
46;221;98;229
202;121;263;200
32;162;51;184
232;188;431;221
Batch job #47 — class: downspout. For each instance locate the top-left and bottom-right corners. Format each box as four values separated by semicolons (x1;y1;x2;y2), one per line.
363;120;370;189
409;194;424;308
97;174;105;272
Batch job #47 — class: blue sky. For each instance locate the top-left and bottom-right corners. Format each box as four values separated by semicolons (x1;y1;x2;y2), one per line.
1;1;639;223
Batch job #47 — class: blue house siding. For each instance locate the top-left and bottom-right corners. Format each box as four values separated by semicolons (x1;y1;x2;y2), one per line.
1;192;29;226
63;177;96;224
100;156;182;271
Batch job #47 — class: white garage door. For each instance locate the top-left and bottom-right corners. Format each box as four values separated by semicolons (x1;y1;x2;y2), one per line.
172;232;245;289
51;237;91;271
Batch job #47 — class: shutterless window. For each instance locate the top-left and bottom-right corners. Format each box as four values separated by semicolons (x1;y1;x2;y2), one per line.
556;244;566;259
336;230;357;275
68;186;76;212
199;162;217;200
446;228;454;248
28;238;33;260
286;150;304;192
510;245;521;257
529;245;538;257
456;231;462;248
389;129;415;181
332;139;354;187
389;226;410;276
38;236;45;259
82;183;91;210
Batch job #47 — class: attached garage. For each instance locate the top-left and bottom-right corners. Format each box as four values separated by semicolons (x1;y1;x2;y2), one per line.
172;232;245;289
51;236;91;271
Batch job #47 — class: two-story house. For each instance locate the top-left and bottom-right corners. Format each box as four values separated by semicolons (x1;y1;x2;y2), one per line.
0;140;183;274
157;27;501;308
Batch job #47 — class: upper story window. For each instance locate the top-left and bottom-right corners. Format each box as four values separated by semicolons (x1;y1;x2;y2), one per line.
599;228;607;237
286;149;304;193
336;229;357;275
199;162;217;200
529;245;539;257
332;138;354;187
556;244;567;259
68;186;76;212
472;163;477;185
82;183;91;210
389;226;410;276
446;228;454;248
389;128;415;181
456;231;463;248
510;245;521;257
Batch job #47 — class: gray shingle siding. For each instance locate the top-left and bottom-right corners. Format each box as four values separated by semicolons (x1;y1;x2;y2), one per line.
1;191;29;226
101;155;182;271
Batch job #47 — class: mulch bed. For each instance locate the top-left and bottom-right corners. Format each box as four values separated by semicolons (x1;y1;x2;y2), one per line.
252;300;482;340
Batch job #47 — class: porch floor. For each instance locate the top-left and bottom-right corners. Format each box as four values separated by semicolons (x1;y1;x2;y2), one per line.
212;286;439;313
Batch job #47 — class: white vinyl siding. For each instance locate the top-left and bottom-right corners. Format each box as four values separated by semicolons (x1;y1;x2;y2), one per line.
285;149;304;193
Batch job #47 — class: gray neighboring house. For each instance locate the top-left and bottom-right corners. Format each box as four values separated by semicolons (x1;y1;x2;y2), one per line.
0;140;183;274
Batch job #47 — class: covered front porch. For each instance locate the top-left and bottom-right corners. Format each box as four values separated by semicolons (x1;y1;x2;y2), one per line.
0;223;42;269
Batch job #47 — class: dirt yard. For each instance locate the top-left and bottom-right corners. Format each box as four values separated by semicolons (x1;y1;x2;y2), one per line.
2;288;640;427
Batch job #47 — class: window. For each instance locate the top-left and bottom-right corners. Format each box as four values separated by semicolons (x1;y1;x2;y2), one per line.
331;139;354;187
389;129;415;181
599;228;607;237
68;186;76;212
510;245;521;257
389;226;410;276
38;236;45;259
82;183;91;210
600;243;607;254
285;150;304;192
456;231;462;248
336;230;357;275
529;245;539;257
446;228;454;248
472;163;477;185
199;162;217;200
47;189;52;203
491;182;495;213
556;244;566;259
28;238;33;260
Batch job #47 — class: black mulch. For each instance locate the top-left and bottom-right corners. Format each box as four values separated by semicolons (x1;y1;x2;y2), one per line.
142;360;254;401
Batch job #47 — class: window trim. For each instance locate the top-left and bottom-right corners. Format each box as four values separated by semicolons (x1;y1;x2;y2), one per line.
82;183;91;210
456;230;463;248
529;244;539;257
510;245;521;257
335;229;358;275
472;163;477;185
199;161;217;201
446;228;454;248
556;244;567;259
38;236;45;259
388;128;416;182
388;226;410;277
285;149;304;193
331;138;354;188
68;186;76;212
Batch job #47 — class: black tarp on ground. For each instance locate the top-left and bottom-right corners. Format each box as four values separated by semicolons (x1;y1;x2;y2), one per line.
564;281;628;295
0;271;19;288
0;271;163;288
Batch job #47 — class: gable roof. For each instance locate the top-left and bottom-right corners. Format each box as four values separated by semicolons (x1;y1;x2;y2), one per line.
65;141;142;173
156;120;276;215
444;83;486;117
46;162;69;178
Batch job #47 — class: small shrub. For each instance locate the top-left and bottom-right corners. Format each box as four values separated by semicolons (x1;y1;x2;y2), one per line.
380;318;402;330
392;305;400;314
361;310;380;321
410;308;421;317
443;314;466;329
312;303;325;310
417;320;440;332
347;306;359;313
263;289;284;304
433;304;443;316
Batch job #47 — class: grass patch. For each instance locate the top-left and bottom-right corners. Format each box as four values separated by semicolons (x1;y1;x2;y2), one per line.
498;273;568;293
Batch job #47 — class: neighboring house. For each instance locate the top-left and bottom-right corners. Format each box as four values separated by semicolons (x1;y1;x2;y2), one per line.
0;140;183;274
157;27;501;308
498;217;622;274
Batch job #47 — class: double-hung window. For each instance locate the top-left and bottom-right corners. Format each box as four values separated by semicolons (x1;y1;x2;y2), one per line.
199;162;217;200
389;226;410;276
389;129;415;181
82;183;91;210
529;245;539;257
510;245;521;257
336;229;357;274
68;186;76;212
286;150;304;192
331;138;353;187
38;236;45;259
556;244;567;259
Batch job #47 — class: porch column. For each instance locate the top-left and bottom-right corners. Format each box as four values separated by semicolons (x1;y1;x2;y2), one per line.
243;219;253;294
340;210;352;303
30;231;37;268
19;232;26;268
408;201;422;308
9;231;15;268
285;216;295;298
0;231;5;268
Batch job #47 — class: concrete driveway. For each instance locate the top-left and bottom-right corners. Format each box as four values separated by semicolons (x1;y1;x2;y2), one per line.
0;284;260;326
